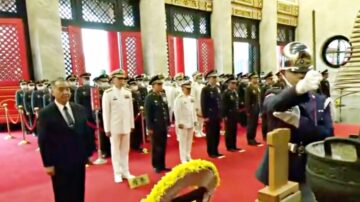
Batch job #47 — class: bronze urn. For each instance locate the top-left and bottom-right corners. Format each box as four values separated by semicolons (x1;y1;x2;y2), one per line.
306;137;360;202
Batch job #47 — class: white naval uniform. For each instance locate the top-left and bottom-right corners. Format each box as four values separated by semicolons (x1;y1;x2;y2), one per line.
191;81;205;137
102;86;135;179
174;93;197;163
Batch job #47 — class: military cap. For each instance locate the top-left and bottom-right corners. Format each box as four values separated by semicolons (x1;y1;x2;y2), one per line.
264;72;273;79
184;75;190;81
28;80;34;84
79;72;91;78
205;70;218;79
248;72;259;79
192;72;203;80
321;69;328;75
181;80;192;88
66;74;77;81
282;42;312;73
241;73;248;79
225;75;237;84
174;73;185;81
35;80;43;85
127;78;137;85
110;69;127;80
149;75;164;85
236;72;243;79
19;79;27;84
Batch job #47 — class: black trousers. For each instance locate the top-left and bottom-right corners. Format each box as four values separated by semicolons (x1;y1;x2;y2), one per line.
98;118;111;156
247;110;259;141
237;111;247;127
225;116;238;150
130;118;143;150
261;114;267;140
151;129;167;169
51;165;85;202
205;118;221;156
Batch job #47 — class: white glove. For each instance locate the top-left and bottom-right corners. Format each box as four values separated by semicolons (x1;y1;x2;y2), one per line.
295;70;323;94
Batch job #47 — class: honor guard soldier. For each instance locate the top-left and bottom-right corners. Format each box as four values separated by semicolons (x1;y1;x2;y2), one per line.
237;73;248;127
94;73;111;157
245;73;262;146
43;82;53;108
256;42;327;202
66;74;78;102
135;74;149;107
191;72;206;138
31;81;46;112
260;72;274;140
222;76;244;152
75;72;96;159
128;78;144;152
174;80;197;163
102;69;135;183
23;80;35;133
201;70;224;158
144;75;171;173
319;69;330;98
15;80;28;109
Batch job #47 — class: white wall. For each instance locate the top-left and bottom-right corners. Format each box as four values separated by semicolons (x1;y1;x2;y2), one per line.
297;0;360;123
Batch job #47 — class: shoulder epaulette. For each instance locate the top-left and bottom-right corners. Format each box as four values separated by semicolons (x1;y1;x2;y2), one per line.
105;88;113;93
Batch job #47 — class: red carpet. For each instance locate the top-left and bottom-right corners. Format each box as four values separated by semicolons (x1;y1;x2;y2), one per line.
0;124;358;202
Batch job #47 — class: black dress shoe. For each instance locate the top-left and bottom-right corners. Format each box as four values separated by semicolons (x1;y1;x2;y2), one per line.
248;140;261;146
162;167;171;172
154;168;162;173
209;154;218;158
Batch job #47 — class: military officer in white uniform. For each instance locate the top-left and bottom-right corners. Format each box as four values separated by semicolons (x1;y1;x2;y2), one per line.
102;69;135;183
191;72;205;138
174;80;197;163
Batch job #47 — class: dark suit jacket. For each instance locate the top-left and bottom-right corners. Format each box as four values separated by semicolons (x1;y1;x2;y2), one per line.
200;85;221;120
38;102;94;171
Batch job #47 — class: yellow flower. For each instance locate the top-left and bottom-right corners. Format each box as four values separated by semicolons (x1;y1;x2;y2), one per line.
141;159;220;202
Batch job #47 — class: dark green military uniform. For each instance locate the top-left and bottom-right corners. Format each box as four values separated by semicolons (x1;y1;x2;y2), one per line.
145;76;170;172
245;77;261;145
222;83;240;151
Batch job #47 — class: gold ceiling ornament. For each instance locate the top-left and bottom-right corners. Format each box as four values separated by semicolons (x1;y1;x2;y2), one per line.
277;0;298;26
231;0;262;20
165;0;213;12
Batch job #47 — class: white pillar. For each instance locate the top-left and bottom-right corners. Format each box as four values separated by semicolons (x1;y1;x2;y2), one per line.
211;0;233;74
140;0;169;75
260;0;278;73
26;0;65;80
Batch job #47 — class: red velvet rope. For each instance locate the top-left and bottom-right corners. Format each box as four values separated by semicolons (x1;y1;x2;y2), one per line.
22;113;37;132
8;113;20;124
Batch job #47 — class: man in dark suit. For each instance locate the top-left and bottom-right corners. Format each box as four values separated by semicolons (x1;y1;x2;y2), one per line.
201;70;224;158
38;78;94;202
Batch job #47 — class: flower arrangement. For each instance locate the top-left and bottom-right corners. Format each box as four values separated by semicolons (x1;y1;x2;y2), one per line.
141;159;220;202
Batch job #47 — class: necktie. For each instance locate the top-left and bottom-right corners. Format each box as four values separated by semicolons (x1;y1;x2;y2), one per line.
63;106;75;127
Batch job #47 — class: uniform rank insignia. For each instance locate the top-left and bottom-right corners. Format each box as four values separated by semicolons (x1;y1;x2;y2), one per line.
82;91;86;95
253;90;256;94
162;97;167;102
112;97;118;101
37;95;41;98
125;95;130;99
190;99;194;103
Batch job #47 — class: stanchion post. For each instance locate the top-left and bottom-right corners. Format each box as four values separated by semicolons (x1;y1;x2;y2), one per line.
18;106;30;145
140;106;148;154
93;110;107;165
3;103;15;140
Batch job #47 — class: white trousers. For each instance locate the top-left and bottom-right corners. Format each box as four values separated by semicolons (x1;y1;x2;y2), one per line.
110;134;130;177
194;116;204;134
177;128;194;163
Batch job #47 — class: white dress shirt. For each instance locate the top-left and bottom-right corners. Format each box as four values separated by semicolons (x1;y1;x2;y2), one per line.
54;99;75;125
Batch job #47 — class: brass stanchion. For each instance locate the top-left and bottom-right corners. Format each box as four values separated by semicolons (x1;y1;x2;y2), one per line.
140;106;148;154
18;106;30;146
93;110;107;165
3;103;15;140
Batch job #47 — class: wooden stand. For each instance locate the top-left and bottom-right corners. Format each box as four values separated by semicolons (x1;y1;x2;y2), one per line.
257;128;301;202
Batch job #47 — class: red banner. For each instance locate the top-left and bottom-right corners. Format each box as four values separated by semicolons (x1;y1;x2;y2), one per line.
68;26;85;76
91;87;101;111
